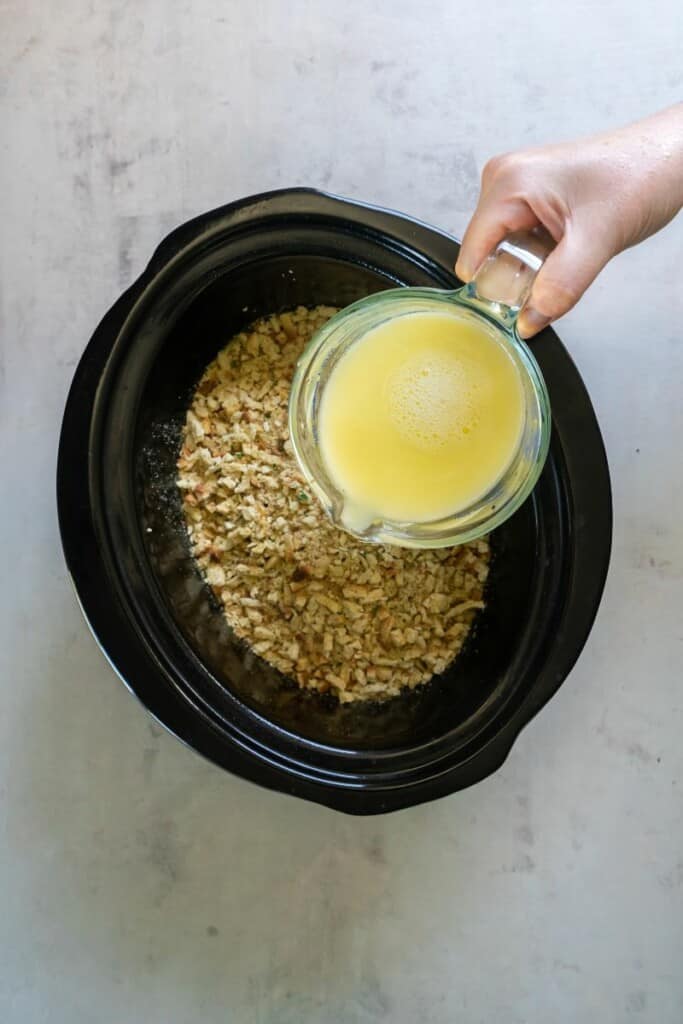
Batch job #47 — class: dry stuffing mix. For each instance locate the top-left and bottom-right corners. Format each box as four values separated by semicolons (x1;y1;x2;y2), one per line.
177;305;489;703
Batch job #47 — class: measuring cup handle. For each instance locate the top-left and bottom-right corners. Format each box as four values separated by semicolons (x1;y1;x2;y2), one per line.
463;228;555;320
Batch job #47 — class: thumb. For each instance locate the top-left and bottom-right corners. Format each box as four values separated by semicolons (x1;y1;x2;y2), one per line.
517;222;614;338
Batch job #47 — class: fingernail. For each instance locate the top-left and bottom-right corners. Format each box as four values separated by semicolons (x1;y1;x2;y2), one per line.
455;256;472;282
517;307;551;339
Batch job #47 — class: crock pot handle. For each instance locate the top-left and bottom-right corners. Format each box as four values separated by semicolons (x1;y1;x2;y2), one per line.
463;227;555;321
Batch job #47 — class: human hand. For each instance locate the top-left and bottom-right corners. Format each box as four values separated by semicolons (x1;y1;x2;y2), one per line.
455;104;683;337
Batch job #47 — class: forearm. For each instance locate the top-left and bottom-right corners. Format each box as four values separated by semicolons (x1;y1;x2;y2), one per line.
590;102;683;247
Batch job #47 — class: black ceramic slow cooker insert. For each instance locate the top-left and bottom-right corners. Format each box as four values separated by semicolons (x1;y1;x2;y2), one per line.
57;189;612;814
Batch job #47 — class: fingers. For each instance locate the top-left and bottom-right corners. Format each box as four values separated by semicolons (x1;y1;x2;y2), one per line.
455;197;537;282
458;149;620;337
517;222;615;337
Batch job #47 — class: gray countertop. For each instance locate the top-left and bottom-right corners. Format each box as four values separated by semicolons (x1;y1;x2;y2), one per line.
1;2;682;1022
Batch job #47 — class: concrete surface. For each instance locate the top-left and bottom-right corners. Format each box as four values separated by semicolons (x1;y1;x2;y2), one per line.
1;2;682;1022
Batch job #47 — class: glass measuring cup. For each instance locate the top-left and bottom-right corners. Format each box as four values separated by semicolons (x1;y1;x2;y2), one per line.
288;230;553;549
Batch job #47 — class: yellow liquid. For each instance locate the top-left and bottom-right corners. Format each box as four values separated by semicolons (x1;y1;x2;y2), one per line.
319;310;525;527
